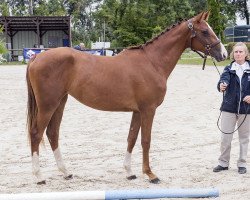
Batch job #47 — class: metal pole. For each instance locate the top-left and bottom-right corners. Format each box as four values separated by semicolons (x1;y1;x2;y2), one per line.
233;26;234;42
36;17;40;47
68;16;72;47
103;20;106;49
4;18;8;48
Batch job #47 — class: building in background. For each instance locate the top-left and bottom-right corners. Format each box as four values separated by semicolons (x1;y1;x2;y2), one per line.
224;25;250;43
91;42;111;49
0;16;71;61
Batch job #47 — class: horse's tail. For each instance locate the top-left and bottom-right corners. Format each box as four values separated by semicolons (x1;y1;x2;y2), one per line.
26;55;37;145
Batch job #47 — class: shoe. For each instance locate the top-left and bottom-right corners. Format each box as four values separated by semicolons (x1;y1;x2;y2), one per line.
213;165;228;172
238;167;247;174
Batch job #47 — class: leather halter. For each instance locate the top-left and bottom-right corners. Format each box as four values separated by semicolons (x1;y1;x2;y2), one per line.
187;19;221;70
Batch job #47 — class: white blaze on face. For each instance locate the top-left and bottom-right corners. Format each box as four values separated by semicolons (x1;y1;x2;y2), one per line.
206;22;228;59
53;148;69;177
123;151;133;177
32;152;43;182
219;43;228;58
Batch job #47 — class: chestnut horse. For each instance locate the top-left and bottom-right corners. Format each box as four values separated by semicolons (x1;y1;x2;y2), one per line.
26;11;227;184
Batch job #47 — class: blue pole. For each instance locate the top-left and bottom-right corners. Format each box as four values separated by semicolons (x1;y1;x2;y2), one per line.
105;188;219;199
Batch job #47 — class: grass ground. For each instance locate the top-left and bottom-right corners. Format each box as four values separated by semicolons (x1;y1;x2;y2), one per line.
178;51;231;66
177;57;230;66
0;61;24;65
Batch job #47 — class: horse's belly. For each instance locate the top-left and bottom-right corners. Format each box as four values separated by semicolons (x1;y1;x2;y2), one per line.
69;89;138;112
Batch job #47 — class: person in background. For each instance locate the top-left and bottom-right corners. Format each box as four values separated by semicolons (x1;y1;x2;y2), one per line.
112;49;118;56
74;43;85;51
213;42;250;174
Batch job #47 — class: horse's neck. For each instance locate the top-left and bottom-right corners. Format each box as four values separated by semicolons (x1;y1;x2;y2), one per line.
143;22;190;78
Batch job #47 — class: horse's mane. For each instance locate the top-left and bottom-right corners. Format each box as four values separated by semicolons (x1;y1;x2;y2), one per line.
127;19;187;50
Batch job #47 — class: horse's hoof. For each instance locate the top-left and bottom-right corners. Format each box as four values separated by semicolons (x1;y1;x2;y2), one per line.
127;175;137;180
64;174;73;180
149;177;160;184
37;180;46;185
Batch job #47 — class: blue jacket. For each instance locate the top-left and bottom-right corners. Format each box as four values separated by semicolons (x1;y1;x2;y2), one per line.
218;60;250;114
73;45;84;51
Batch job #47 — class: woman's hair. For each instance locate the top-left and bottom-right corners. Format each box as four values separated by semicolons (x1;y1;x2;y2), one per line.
230;42;250;60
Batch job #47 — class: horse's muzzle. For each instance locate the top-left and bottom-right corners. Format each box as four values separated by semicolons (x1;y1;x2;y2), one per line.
212;44;228;62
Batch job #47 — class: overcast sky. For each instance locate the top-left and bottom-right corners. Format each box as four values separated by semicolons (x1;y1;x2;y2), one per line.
236;17;246;25
236;1;250;25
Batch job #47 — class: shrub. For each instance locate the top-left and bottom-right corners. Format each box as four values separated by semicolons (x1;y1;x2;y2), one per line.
0;40;7;63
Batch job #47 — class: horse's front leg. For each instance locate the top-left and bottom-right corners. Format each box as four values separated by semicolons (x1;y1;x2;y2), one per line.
124;111;141;180
141;107;160;184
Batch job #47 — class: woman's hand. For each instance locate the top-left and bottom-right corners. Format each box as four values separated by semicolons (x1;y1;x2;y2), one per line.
220;82;228;92
243;95;250;104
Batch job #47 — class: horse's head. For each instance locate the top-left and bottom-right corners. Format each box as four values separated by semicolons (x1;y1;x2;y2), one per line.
187;11;228;62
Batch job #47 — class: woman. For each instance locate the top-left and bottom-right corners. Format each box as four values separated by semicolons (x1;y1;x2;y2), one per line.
213;42;250;174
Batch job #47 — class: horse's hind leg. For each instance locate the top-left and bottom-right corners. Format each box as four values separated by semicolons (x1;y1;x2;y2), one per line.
124;111;141;180
46;94;72;180
31;110;55;184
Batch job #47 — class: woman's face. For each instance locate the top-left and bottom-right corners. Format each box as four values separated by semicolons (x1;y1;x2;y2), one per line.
233;46;247;64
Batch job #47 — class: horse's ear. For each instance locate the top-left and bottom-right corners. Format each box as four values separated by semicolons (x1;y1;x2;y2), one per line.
194;11;209;22
203;11;210;21
194;12;205;23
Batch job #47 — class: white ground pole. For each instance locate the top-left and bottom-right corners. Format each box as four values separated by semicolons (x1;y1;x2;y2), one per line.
106;188;219;199
0;188;219;200
0;191;105;200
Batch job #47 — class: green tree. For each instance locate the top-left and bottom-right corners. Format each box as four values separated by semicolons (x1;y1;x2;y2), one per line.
0;26;7;62
33;0;50;15
188;0;238;27
8;0;30;16
2;0;243;47
0;41;7;55
235;0;249;25
33;0;66;16
0;0;10;16
217;0;249;26
94;0;194;47
64;0;102;47
220;0;237;26
97;0;156;46
188;0;207;14
207;0;225;41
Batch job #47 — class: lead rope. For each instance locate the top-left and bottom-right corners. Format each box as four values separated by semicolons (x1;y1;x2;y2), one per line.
210;56;249;134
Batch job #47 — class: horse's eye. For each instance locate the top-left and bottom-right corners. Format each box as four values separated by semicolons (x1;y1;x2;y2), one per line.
201;30;209;36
